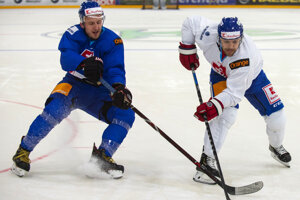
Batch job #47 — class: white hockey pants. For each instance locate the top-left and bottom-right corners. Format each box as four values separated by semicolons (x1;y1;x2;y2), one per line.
203;107;238;158
203;107;286;158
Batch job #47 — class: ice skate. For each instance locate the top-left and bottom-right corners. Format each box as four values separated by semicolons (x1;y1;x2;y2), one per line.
90;143;124;179
193;153;220;185
11;145;31;177
269;145;291;168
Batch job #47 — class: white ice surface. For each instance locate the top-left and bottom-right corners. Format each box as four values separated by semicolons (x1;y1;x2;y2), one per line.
0;7;300;200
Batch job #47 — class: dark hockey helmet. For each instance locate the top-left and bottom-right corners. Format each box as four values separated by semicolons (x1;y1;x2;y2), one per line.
78;0;105;23
218;17;243;40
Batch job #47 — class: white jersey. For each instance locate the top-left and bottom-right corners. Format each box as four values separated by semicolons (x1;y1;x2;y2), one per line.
181;16;263;108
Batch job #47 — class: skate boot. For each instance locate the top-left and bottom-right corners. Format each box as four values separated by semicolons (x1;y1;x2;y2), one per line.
269;145;291;168
90;143;124;179
193;153;220;185
11;144;31;177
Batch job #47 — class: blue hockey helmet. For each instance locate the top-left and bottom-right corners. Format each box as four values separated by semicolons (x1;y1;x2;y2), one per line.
218;17;243;40
78;0;105;23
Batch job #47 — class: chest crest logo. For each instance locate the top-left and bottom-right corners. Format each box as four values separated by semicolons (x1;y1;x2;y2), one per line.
212;62;227;78
81;49;94;58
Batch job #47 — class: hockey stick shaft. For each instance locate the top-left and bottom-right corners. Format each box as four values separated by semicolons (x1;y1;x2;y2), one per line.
191;66;230;200
99;77;263;196
99;78;199;164
130;106;234;192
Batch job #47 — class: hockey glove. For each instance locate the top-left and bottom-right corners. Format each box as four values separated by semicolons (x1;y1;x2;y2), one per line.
178;42;199;70
112;84;132;110
78;56;103;84
194;98;224;122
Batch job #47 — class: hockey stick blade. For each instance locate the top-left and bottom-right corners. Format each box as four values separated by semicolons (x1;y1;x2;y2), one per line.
226;181;263;195
199;164;263;195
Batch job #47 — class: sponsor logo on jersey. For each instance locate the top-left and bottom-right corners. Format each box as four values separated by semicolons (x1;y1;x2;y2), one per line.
229;58;249;70
263;84;281;105
81;49;94;58
114;38;123;45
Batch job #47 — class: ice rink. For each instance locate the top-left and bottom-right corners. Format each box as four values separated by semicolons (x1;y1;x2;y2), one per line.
0;6;300;200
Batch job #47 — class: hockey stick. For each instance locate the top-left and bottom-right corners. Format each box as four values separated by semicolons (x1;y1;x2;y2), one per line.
190;65;230;199
100;77;263;196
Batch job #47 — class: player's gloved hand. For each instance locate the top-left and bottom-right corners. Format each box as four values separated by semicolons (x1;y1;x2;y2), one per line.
178;42;199;70
112;84;132;109
194;98;224;122
78;56;103;84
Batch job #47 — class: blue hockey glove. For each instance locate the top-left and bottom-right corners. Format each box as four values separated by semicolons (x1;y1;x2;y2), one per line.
112;84;132;109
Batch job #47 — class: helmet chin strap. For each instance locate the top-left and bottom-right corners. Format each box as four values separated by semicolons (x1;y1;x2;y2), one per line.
220;44;223;61
218;40;226;62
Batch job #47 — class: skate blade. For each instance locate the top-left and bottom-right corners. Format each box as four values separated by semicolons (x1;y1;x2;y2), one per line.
271;153;290;168
193;171;216;185
84;159;123;179
11;163;26;177
85;170;123;179
108;169;123;179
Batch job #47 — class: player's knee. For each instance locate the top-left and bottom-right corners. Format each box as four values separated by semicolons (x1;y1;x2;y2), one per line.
265;109;286;131
45;97;54;107
118;108;135;127
43;97;72;124
111;108;135;131
219;107;238;129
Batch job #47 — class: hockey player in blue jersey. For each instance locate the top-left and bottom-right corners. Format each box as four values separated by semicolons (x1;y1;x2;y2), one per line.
11;1;135;179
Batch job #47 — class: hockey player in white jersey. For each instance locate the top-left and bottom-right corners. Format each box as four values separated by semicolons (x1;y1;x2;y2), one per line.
178;16;291;184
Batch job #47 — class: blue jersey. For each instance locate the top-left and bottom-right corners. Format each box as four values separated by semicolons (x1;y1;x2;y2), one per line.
58;24;126;85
